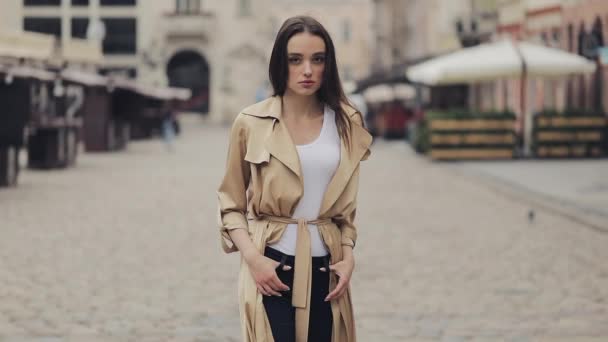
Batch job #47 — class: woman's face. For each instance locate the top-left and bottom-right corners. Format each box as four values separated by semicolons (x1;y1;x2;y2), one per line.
285;32;326;97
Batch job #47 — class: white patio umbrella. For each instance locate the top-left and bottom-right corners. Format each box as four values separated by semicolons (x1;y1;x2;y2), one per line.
393;83;416;100
406;39;597;155
363;83;416;103
406;39;596;85
362;84;394;103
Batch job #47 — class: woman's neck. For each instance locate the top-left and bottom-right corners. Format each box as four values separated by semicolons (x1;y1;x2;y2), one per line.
281;92;323;120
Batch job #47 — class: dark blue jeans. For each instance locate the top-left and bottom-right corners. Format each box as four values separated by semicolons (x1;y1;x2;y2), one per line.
262;247;333;342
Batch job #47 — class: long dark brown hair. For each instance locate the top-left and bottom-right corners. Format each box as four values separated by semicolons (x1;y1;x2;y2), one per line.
269;15;355;148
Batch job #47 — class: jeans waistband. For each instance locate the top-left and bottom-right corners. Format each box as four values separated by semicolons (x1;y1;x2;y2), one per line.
264;246;330;268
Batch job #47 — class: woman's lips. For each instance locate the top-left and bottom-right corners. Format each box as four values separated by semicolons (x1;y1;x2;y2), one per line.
299;81;315;88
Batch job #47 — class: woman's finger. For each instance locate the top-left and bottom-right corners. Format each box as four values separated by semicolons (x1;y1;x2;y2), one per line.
325;276;347;301
282;265;292;271
270;276;290;292
325;287;340;301
319;267;327;272
257;284;269;296
262;283;282;297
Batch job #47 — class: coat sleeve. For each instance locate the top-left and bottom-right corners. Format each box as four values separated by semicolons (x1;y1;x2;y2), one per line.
216;114;250;253
349;110;371;161
336;166;361;249
337;111;371;248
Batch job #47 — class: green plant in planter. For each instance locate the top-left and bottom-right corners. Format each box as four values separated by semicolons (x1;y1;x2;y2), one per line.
538;108;604;117
409;118;430;154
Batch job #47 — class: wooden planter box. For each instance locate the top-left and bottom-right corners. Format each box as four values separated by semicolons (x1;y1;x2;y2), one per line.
428;117;516;160
533;115;607;158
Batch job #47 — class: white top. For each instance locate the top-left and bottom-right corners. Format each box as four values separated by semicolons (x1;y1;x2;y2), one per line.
268;106;341;257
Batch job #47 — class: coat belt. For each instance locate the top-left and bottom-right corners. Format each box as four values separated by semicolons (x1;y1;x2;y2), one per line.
262;215;332;342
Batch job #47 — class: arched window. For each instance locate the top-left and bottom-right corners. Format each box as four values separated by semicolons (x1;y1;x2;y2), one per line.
592;16;604;112
577;22;586;108
577;22;586;56
566;23;575;108
592;16;604;46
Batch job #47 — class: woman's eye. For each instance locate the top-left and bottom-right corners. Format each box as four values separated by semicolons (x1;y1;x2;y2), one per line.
288;57;301;64
313;56;325;64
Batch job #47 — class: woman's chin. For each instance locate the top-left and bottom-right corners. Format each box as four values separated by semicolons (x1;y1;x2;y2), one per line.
288;88;319;97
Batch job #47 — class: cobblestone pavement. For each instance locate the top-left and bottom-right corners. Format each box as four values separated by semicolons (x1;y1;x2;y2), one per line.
450;160;608;233
1;115;607;341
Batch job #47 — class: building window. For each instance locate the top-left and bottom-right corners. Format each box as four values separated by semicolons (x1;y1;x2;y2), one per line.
24;0;60;5
540;31;549;45
577;22;586;56
100;0;136;6
342;19;351;43
71;0;89;5
238;0;251;17
551;28;561;47
176;0;200;14
71;18;89;39
101;18;136;54
23;17;61;37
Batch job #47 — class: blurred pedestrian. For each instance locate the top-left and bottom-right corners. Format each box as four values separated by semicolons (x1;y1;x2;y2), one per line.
161;107;176;152
216;15;372;342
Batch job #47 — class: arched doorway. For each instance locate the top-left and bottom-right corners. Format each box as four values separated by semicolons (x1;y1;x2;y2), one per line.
167;50;210;114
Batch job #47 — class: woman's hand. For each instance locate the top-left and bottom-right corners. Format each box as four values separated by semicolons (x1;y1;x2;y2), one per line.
246;253;291;297
228;229;291;297
323;255;355;302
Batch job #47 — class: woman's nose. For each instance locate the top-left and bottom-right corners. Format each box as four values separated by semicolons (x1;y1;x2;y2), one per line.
303;62;312;76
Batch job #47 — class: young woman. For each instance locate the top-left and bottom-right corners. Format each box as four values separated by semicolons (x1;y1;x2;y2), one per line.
217;15;372;342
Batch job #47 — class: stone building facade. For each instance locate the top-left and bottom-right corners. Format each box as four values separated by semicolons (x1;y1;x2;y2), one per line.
0;0;373;123
495;0;608;122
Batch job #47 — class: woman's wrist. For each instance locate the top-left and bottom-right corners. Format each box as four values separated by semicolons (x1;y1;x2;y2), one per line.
227;228;261;265
342;245;354;262
242;246;261;265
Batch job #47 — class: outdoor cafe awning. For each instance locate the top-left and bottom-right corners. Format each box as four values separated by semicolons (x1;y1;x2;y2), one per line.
406;39;596;85
110;77;192;101
406;38;598;157
363;83;416;103
61;68;108;87
0;64;55;82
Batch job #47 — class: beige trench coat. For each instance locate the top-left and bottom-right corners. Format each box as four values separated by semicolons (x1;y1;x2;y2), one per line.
217;96;372;342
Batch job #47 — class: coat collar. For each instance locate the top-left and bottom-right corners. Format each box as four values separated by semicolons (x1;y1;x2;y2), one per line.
241;95;362;120
241;96;283;119
242;96;372;214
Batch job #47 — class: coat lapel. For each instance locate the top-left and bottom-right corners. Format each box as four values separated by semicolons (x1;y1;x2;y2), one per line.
242;96;302;179
265;119;302;179
241;96;372;213
320;119;372;214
